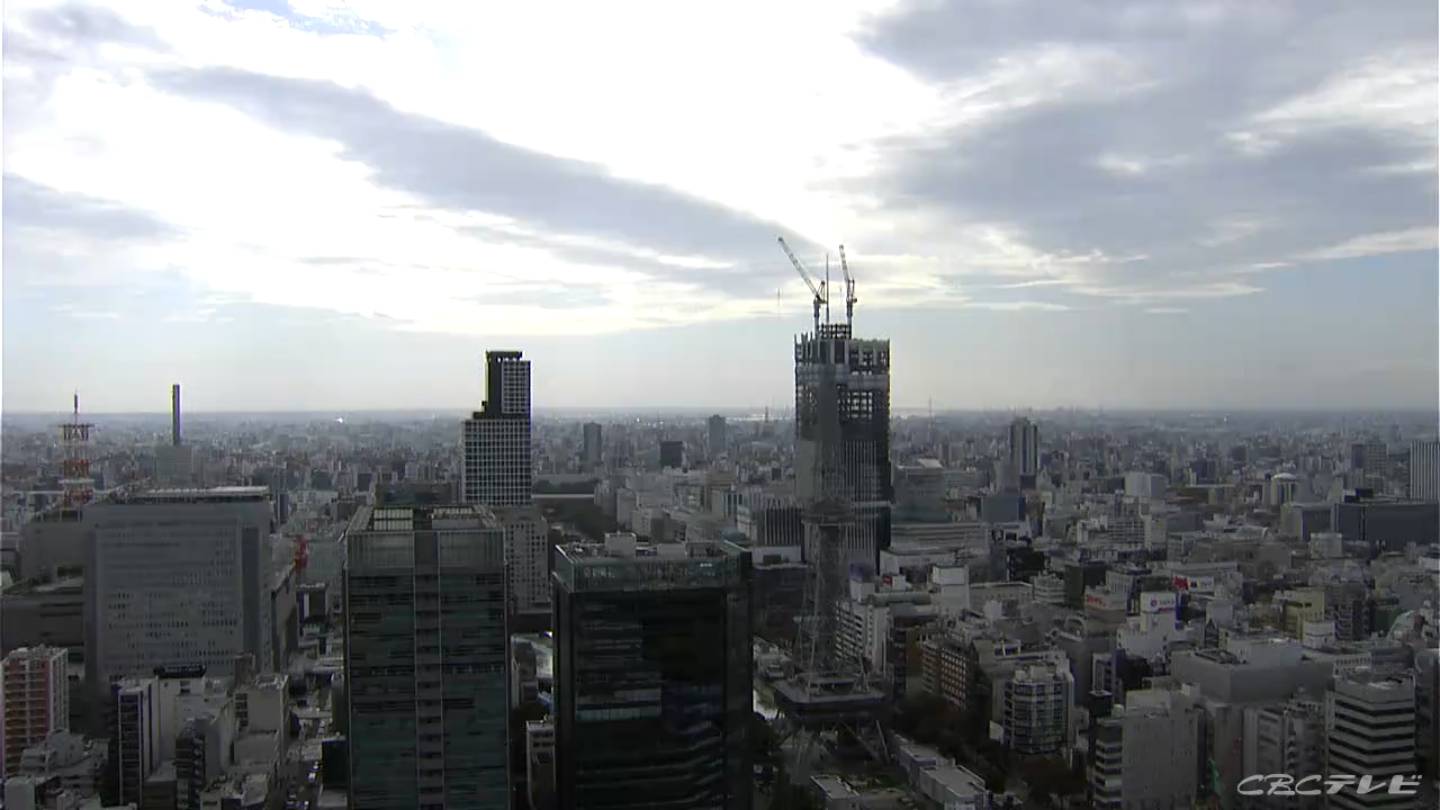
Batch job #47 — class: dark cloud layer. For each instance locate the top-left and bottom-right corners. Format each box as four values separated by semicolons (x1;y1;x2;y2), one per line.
150;66;813;292
3;174;177;241
855;0;1437;280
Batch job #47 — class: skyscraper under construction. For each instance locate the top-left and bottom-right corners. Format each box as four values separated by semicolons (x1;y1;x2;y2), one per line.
775;240;891;754
793;319;892;578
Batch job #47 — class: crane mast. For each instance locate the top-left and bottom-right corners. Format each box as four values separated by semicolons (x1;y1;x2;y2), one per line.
838;244;857;328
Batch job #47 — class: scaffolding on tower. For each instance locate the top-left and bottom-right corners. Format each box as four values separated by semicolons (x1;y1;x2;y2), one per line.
59;392;95;508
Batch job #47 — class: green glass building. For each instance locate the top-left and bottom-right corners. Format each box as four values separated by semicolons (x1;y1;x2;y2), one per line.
343;500;508;810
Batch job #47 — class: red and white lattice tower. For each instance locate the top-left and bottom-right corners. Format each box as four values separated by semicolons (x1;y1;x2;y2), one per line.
59;392;95;507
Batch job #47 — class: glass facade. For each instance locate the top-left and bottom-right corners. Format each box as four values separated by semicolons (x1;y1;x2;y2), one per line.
345;505;508;810
553;543;752;809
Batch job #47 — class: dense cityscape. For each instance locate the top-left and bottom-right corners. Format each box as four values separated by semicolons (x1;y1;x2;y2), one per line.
1;284;1437;810
3;1;1438;810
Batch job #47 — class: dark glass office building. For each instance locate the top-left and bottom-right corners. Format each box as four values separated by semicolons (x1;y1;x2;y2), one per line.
343;501;508;810
552;536;751;809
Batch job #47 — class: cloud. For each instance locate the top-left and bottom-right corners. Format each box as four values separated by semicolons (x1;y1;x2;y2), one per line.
1;0;1435;409
1294;226;1438;263
1232;50;1437;155
968;300;1073;312
150;66;805;266
1069;279;1264;305
21;3;167;49
2;174;182;292
1144;307;1189;315
990;278;1076;290
848;0;1436;312
3;174;176;241
50;303;121;320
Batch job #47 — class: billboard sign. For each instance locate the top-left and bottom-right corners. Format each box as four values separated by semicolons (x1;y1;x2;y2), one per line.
1140;590;1177;613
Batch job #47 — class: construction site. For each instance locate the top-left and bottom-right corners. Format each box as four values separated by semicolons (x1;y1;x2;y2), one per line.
766;237;896;784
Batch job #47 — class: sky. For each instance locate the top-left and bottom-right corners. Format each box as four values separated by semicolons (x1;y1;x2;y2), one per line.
3;0;1436;413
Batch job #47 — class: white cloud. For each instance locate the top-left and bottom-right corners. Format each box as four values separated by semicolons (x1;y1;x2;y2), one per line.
1231;49;1438;154
2;0;1432;349
1295;227;1438;263
1070;280;1263;304
1095;151;1190;178
968;301;1072;312
990;278;1075;290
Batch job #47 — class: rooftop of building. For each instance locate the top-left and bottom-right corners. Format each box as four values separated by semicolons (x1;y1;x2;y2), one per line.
2;644;69;661
6;575;85;595
111;486;271;504
28;506;85;523
553;536;748;592
1334;665;1414;689
809;775;912;807
348;502;499;533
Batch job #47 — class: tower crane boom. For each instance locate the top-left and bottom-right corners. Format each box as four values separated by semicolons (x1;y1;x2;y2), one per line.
778;236;827;331
838;245;857;327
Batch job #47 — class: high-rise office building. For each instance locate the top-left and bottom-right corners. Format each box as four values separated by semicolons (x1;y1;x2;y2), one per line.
1351;440;1389;486
112;676;158;808
343;499;509;810
1409;439;1439;502
658;439;684;470
1008;417;1039;489
1326;670;1417;810
462;350;532;508
462;350;549;624
581;422;603;472
552;535;751;809
84;487;274;689
502;508;551;620
794;321;892;575
2;646;69;778
707;414;727;462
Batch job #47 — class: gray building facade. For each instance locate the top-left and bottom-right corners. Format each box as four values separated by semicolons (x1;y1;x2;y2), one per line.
84;488;274;690
343;500;509;810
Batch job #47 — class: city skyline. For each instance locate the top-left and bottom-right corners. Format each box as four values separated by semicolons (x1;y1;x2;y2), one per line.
3;0;1437;413
3;4;1439;808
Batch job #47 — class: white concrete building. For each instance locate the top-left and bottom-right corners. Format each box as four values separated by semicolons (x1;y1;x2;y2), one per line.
1326;670;1417;810
1090;687;1201;810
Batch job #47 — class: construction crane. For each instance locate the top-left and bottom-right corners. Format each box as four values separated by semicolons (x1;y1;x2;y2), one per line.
838;244;857;328
778;236;826;332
